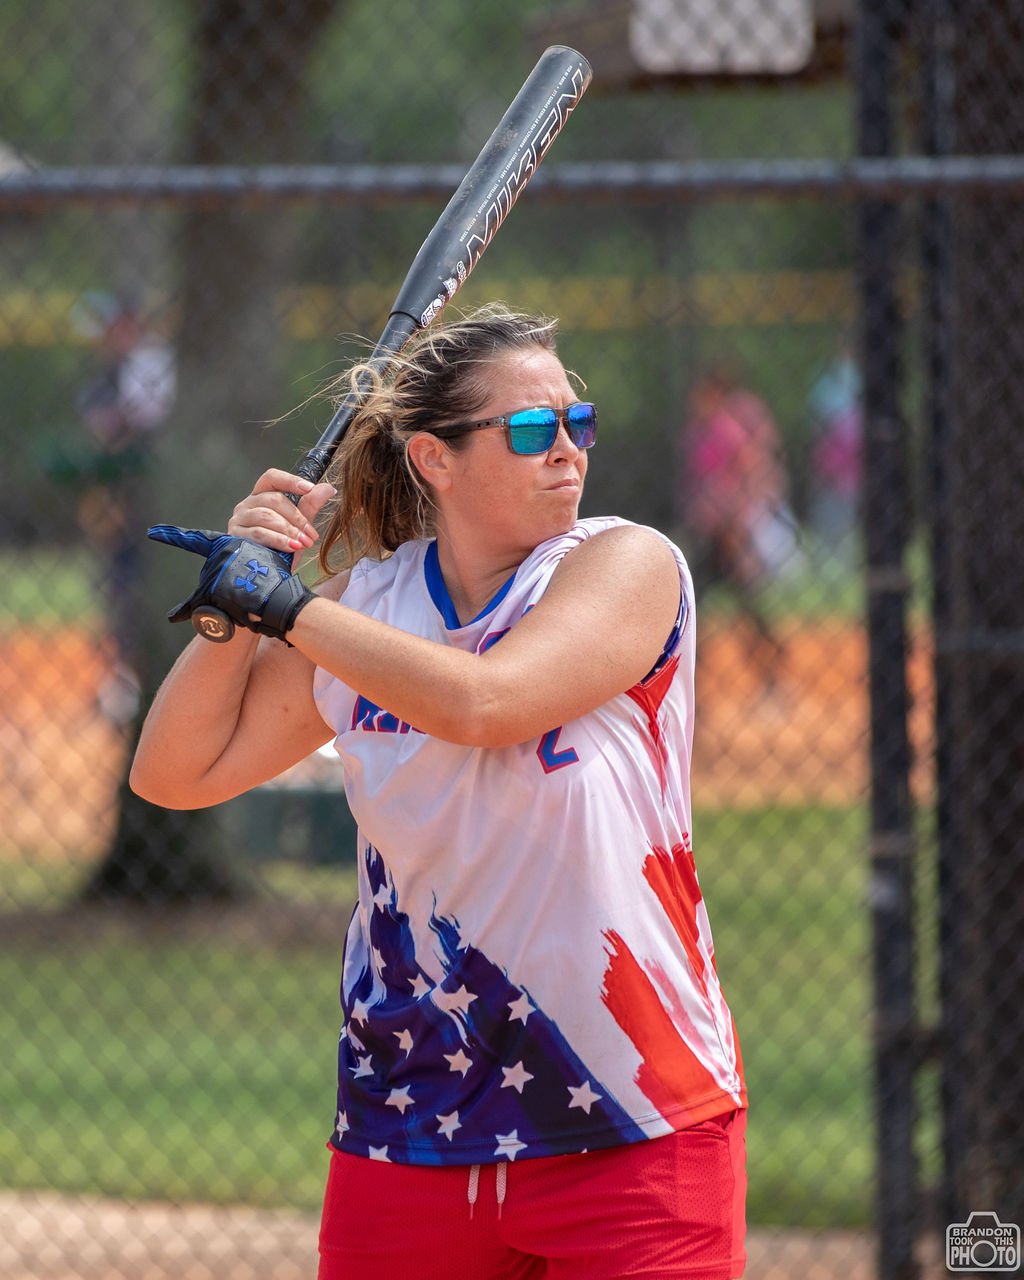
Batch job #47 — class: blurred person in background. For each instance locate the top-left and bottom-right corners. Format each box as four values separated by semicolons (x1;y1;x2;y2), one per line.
806;341;862;558
675;365;797;692
57;291;177;721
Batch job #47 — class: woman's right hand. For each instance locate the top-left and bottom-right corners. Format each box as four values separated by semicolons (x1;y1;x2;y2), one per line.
227;468;336;555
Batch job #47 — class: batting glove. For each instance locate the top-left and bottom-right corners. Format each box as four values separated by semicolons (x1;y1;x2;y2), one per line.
148;525;315;644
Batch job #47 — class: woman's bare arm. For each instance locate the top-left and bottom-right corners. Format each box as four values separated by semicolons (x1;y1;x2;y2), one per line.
129;472;339;809
289;522;682;748
129;625;335;809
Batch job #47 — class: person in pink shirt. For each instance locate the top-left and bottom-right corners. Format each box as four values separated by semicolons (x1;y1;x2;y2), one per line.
677;366;796;687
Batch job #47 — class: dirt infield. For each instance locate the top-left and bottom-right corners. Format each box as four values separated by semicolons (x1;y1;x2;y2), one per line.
0;629;126;858
0;618;936;859
694;615;935;808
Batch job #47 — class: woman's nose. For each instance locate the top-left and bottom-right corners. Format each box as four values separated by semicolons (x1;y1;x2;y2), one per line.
549;423;579;459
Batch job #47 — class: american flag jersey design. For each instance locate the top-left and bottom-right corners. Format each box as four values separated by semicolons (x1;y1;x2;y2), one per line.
312;517;746;1166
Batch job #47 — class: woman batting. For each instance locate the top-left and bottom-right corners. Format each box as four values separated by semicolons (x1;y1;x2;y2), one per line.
132;303;748;1280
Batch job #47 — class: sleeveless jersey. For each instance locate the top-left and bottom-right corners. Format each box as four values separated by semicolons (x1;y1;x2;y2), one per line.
312;516;746;1166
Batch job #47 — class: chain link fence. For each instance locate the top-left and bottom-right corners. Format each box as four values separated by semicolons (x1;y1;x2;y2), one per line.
2;1;1022;1277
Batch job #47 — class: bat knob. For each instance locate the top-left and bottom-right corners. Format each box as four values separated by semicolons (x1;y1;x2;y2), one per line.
192;606;235;643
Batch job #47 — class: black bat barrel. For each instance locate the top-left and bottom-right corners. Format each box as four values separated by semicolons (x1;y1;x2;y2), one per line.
291;45;591;484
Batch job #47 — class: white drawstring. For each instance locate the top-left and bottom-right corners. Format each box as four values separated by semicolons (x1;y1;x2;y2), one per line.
467;1162;509;1219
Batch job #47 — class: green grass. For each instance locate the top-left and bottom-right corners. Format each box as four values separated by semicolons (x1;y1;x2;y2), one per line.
694;804;873;1226
0;857;92;909
696;545;864;623
2;805;875;1224
7;547;103;628
1;910;346;1210
691;528;934;628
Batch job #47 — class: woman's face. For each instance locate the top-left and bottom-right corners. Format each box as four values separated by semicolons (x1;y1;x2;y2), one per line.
435;346;589;556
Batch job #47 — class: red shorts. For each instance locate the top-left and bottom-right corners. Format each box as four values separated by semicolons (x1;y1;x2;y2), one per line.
318;1108;747;1280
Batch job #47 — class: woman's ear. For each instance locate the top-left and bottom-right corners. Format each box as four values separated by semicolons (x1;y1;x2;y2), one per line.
407;432;458;492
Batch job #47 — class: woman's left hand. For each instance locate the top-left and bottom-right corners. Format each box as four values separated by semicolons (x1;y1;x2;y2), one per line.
227;468;336;555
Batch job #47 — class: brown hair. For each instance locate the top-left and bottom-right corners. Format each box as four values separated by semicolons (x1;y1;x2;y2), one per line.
317;302;559;574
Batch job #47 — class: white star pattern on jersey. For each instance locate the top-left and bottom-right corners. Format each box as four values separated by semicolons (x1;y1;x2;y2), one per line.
494;1130;527;1161
432;984;476;1016
408;973;432;998
437;1111;462;1140
394;1028;414;1056
350;998;371;1025
508;992;533;1023
335;1110;349;1138
501;1061;534;1093
368;1146;390;1162
350;1055;373;1079
568;1081;603;1114
386;1086;413;1114
444;1049;473;1076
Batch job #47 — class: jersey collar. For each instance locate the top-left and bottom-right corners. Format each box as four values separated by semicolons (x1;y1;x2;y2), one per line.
424;540;517;631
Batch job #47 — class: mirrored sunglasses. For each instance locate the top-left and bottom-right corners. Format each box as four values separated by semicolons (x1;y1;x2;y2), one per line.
431;403;598;455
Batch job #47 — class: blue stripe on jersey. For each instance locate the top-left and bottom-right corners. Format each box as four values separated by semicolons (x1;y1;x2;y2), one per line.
423;540;517;630
641;591;686;683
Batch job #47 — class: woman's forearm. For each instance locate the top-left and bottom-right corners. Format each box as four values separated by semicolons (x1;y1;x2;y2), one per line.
289;598;491;744
129;629;261;807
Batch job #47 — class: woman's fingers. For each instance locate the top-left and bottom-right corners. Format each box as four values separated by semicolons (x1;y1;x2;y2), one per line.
249;468;317;498
227;472;336;552
228;502;313;552
298;481;337;522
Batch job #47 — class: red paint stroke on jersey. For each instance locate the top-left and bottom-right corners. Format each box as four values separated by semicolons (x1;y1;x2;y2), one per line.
625;653;679;790
601;928;727;1122
600;839;746;1121
646;957;706;1047
642;840;745;1077
643;840;711;987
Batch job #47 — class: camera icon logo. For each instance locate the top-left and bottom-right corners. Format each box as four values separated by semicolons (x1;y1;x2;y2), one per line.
946;1211;1021;1272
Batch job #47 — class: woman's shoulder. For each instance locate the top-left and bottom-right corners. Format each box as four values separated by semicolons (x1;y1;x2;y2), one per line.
567;516;686;560
527;519;691;598
538;514;644;550
559;519;694;610
573;514;632;539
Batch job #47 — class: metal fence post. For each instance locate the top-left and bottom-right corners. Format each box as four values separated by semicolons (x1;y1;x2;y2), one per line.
856;2;920;1277
943;0;1024;1231
919;0;963;1240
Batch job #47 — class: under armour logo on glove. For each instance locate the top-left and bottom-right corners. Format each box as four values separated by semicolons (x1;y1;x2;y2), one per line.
147;525;315;644
236;559;270;592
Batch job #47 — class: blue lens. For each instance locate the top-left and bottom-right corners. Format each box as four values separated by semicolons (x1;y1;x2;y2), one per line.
506;405;597;454
507;408;558;454
566;403;598;448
